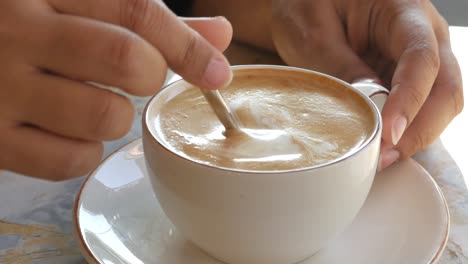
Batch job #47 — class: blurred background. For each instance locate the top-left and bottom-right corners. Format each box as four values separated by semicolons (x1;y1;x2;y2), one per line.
432;0;468;26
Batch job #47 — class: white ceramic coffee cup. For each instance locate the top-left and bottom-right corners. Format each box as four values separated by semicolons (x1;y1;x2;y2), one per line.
143;65;388;264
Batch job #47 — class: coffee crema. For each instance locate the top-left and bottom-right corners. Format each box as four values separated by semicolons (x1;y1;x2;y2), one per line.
155;69;375;171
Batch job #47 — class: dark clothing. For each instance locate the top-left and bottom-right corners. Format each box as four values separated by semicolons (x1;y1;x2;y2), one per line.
164;0;193;16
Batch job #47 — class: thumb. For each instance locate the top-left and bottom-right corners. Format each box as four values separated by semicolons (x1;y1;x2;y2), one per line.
182;17;233;52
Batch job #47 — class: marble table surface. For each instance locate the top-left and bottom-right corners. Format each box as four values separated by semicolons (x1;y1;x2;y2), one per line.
1;27;467;264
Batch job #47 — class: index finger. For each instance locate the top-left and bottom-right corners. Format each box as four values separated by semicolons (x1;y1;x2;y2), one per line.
48;0;232;90
380;6;440;146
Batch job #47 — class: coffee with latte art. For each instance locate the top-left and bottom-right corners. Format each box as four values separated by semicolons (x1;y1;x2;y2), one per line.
154;69;375;171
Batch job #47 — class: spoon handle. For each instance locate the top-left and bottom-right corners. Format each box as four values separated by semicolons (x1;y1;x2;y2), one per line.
201;89;240;130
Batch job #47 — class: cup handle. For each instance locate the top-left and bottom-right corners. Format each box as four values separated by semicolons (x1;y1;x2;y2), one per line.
351;80;389;112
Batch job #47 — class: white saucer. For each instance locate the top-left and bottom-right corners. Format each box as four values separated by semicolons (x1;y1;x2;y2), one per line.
74;139;449;264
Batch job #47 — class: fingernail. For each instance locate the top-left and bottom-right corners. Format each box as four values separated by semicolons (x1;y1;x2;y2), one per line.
392;116;407;145
204;57;232;89
378;149;400;172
